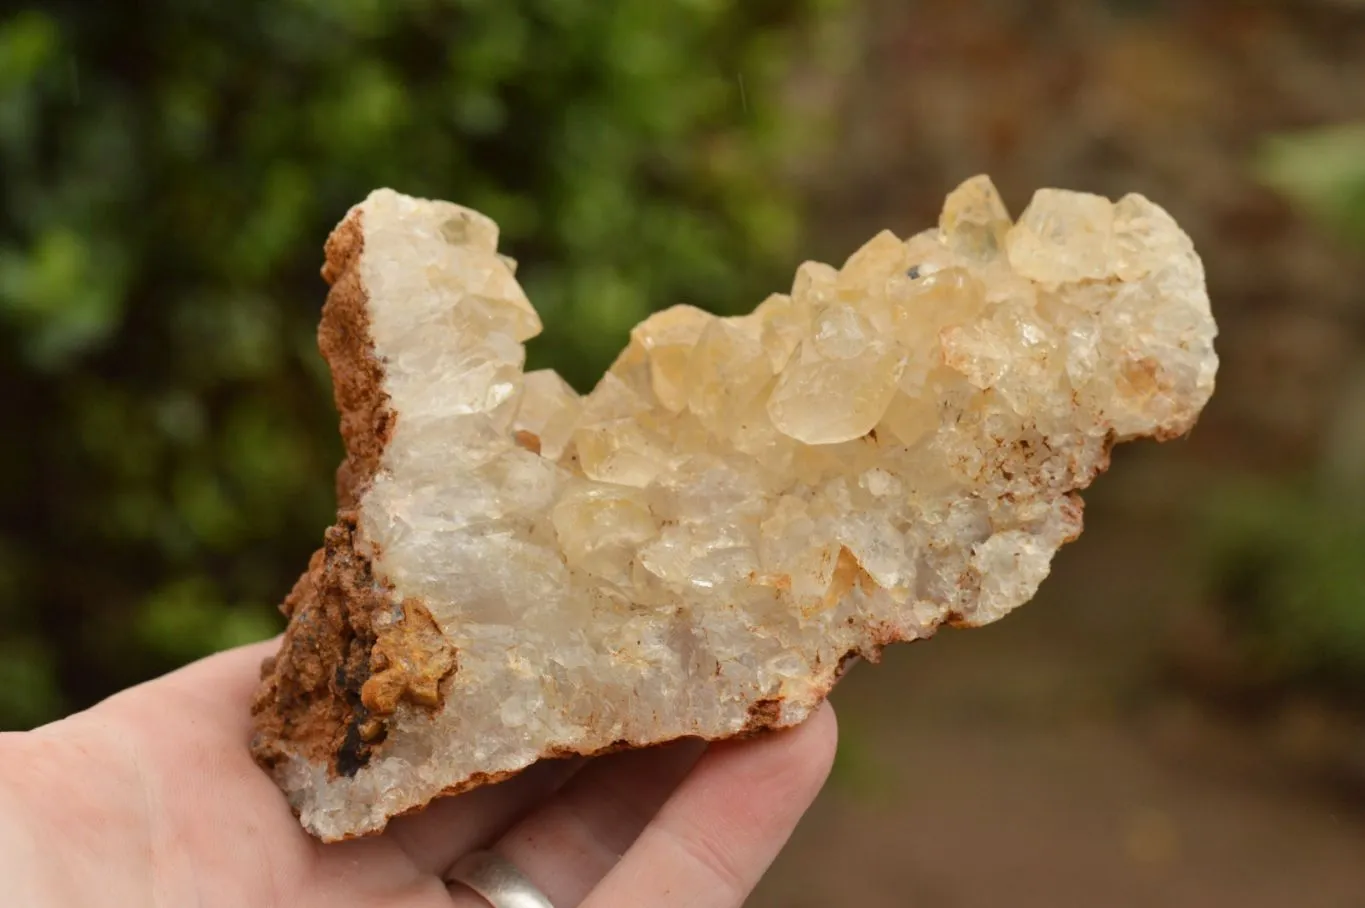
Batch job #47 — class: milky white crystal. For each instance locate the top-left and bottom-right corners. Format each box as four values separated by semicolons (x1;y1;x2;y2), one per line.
257;176;1217;840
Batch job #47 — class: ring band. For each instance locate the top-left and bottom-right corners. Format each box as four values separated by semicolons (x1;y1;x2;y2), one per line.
446;849;556;908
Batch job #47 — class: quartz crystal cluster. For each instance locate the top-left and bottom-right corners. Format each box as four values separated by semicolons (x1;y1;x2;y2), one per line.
251;176;1218;841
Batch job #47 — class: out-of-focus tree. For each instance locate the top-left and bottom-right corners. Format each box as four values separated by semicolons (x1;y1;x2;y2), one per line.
1257;124;1365;247
0;0;844;727
1196;124;1365;705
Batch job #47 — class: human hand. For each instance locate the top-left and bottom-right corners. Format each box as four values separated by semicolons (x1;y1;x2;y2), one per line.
0;639;837;907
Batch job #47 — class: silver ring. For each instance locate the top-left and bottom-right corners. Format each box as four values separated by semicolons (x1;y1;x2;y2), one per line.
446;849;556;908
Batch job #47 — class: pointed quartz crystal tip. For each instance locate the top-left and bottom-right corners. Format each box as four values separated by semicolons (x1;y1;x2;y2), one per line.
252;178;1219;842
940;174;1012;260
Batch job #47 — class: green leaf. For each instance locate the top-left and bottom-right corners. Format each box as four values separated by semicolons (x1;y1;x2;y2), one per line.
1255;123;1365;244
0;11;60;93
0;639;65;730
0;228;127;368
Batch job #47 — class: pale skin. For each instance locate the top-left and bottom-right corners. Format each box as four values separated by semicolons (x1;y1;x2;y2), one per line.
0;638;837;907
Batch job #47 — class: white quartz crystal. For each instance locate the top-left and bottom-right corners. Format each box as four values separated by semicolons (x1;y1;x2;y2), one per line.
272;176;1217;840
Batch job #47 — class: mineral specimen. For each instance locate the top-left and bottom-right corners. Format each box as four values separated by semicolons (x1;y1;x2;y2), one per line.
251;176;1218;841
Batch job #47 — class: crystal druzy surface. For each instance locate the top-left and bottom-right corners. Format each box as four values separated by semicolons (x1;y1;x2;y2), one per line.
251;177;1218;841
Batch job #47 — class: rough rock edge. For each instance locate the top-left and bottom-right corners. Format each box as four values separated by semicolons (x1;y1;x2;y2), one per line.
314;463;1103;839
250;210;457;782
325;591;969;840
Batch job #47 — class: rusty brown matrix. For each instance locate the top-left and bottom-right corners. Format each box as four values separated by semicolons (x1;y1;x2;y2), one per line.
251;177;1218;841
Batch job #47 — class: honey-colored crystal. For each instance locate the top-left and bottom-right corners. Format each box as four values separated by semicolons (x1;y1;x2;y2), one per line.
254;176;1218;841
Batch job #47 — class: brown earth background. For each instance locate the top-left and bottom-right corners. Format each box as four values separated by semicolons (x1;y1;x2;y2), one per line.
760;1;1365;904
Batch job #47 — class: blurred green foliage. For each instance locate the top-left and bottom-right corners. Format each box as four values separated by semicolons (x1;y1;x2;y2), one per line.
1204;474;1365;699
0;0;842;728
1201;124;1365;704
1256;124;1365;247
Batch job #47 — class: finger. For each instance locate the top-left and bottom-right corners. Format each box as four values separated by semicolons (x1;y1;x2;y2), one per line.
18;637;319;906
42;637;281;745
446;737;708;908
53;638;297;839
154;637;282;716
583;702;837;908
388;756;584;874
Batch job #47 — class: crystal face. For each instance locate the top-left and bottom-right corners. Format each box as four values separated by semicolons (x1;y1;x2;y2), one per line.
251;176;1218;841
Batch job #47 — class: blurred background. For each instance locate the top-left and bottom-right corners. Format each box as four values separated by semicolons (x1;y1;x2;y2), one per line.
2;0;1363;904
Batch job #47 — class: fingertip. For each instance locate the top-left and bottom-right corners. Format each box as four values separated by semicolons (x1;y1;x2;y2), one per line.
804;699;840;759
773;700;840;799
172;635;283;696
89;635;283;738
713;698;839;784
